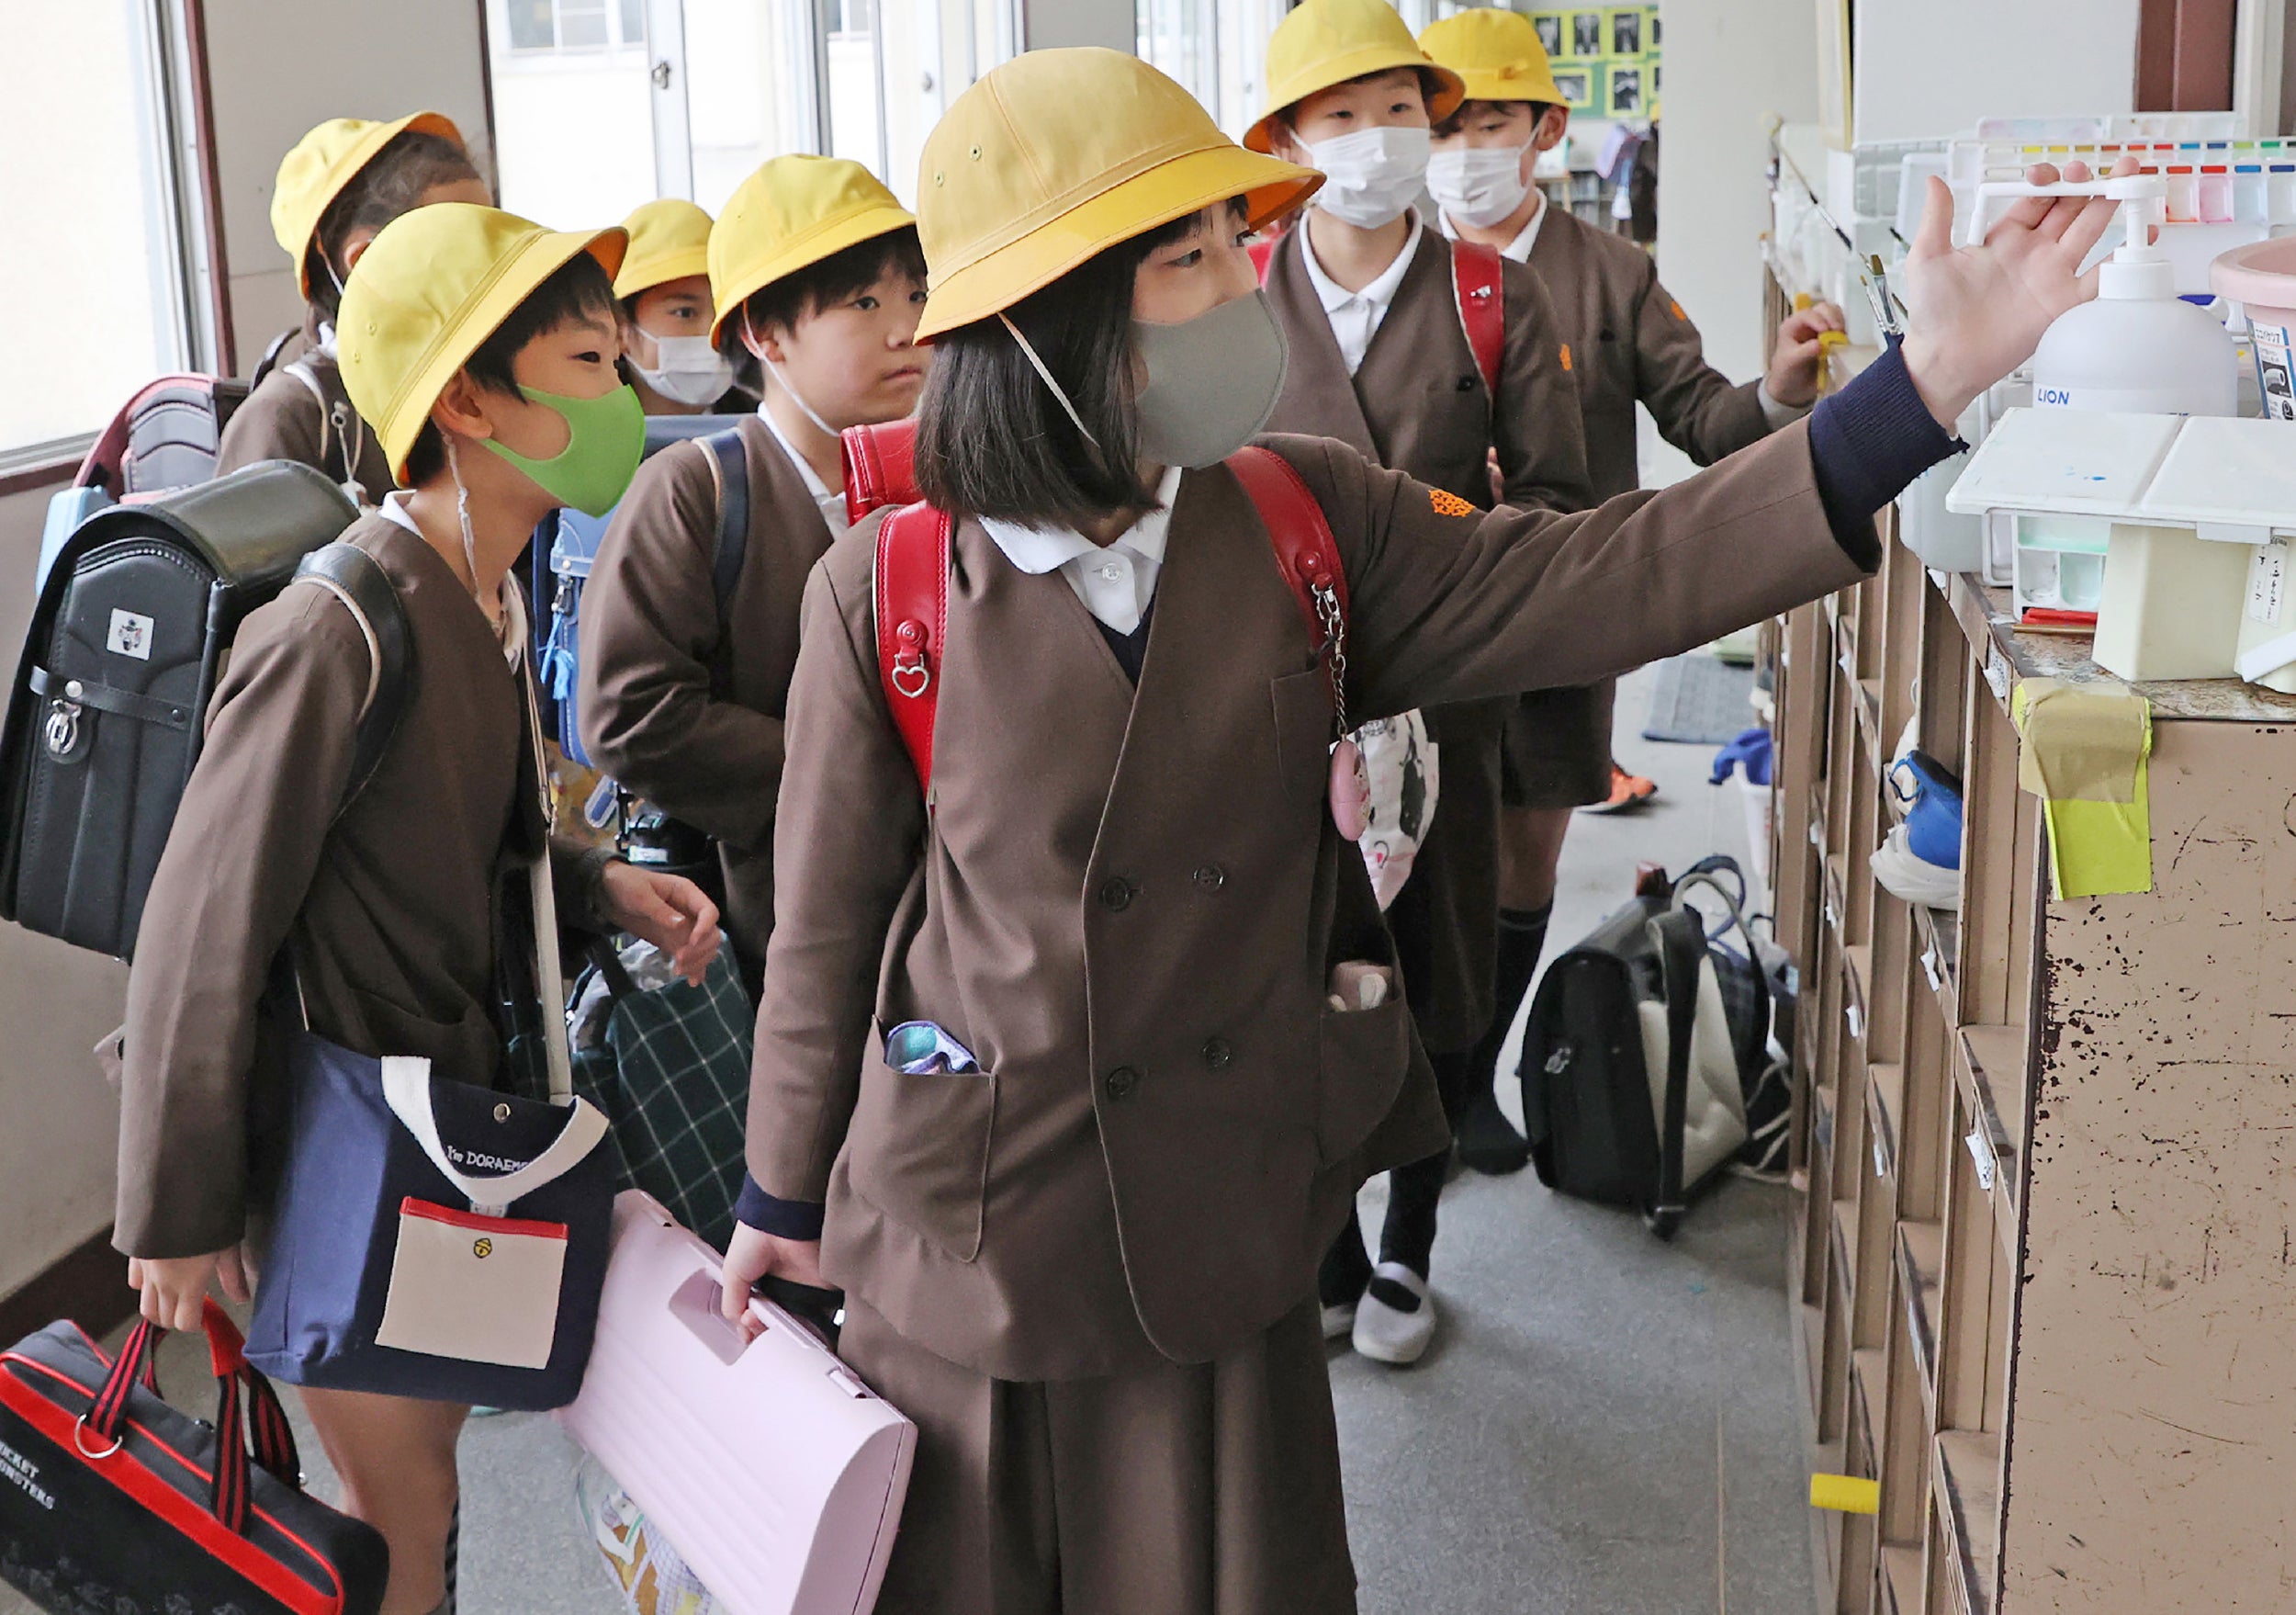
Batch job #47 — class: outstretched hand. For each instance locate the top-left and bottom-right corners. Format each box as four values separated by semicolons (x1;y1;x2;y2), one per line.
599;862;723;987
1896;154;2139;430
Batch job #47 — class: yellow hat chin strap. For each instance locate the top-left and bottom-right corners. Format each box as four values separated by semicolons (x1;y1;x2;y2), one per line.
998;312;1101;450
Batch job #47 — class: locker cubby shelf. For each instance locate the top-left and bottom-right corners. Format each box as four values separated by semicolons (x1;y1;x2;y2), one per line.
1764;267;2296;1615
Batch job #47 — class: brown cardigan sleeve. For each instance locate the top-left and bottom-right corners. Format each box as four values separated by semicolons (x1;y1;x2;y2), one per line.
1270;424;1871;723
579;441;787;853
1633;267;1773;469
1492;258;1594;513
115;586;366;1259
742;552;926;1204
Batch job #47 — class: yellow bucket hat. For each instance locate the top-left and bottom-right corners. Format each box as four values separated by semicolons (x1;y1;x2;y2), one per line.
1419;8;1566;107
916;48;1322;341
270;112;465;295
707;155;915;343
1246;0;1465;154
337;203;627;483
613;198;715;299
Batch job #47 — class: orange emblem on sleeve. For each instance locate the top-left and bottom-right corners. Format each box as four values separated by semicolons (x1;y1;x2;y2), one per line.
1559;344;1572;371
1670;299;1686;321
1429;489;1476;518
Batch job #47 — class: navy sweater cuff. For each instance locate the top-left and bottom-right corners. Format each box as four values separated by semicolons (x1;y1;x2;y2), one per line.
1807;339;1964;570
734;1174;826;1240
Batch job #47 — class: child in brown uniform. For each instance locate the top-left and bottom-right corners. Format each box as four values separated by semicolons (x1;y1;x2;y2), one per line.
716;42;2118;1614
121;204;721;1615
1422;6;1847;1175
580;156;928;991
217;114;490;506
1252;0;1591;1362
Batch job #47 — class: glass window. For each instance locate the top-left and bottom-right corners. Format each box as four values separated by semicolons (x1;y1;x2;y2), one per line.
558;0;610;48
506;0;556;49
620;0;647;46
489;0;657;222
1137;0;1217;111
0;0;194;465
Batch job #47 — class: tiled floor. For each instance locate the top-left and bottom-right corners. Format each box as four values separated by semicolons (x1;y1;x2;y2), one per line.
3;662;1808;1615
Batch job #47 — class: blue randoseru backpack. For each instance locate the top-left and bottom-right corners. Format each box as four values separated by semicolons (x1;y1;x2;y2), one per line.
534;413;751;769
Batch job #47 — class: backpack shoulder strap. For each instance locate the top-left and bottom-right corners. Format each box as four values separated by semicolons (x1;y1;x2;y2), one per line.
873;503;953;794
1451;240;1505;402
291;542;411;817
1226;445;1347;649
1249;236;1277;285
703;427;750;622
1646;907;1705;1239
248;325;299;391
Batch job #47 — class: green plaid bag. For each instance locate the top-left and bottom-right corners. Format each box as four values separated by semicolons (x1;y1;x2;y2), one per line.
568;940;752;1251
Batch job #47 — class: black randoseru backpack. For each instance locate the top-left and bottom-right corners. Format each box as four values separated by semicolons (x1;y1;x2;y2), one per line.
0;459;405;961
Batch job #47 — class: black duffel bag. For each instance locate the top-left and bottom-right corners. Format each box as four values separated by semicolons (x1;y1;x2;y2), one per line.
0;1301;388;1614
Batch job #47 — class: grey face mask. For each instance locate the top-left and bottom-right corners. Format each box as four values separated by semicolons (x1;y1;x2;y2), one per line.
1131;289;1291;469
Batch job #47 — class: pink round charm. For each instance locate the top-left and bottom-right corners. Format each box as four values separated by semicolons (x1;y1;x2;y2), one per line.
1329;737;1371;841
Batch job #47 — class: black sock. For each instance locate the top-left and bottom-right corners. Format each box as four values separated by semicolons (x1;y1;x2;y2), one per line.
1320;1218;1373;1309
1378;1146;1449;1281
1455;903;1551;1173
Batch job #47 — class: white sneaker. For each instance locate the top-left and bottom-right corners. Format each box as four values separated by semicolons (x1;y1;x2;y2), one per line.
1351;1261;1437;1365
1322;1299;1359;1340
1872;826;1960;910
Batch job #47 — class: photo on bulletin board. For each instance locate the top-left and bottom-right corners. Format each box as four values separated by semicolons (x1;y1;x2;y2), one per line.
1570;10;1604;59
1551;67;1593;108
1608;63;1643;117
1607;8;1641;58
1533;12;1564;58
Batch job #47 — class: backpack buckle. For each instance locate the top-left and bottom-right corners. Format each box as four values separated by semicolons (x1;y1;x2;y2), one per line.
891;618;932;698
43;695;84;762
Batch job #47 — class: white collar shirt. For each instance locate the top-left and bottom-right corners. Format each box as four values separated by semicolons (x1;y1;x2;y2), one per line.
977;466;1185;636
1299;213;1424;376
757;401;850;534
1437;190;1548;265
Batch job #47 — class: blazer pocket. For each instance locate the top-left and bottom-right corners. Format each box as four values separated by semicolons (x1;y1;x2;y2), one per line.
1315;993;1412;1167
844;1028;995;1262
1270;668;1334;808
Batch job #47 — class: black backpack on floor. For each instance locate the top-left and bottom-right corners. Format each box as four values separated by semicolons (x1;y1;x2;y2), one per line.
1518;855;1787;1238
0;460;405;960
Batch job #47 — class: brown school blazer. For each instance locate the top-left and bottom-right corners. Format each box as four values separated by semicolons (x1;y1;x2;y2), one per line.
749;430;1874;1382
1527;208;1771;501
114;516;611;1259
1262;223;1594;1052
217;350;398;508
578;420;872;969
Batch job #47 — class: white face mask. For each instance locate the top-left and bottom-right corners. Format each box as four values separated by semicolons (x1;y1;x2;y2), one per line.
1303;127;1433;231
1428;143;1534;232
633;333;736;407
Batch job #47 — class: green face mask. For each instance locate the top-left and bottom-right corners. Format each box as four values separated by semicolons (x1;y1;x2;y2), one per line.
478;383;646;517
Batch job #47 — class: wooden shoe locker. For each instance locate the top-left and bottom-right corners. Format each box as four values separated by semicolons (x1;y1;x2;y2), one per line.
1764;297;2296;1614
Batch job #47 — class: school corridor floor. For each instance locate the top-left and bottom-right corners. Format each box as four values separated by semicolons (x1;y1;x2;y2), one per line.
4;661;1812;1615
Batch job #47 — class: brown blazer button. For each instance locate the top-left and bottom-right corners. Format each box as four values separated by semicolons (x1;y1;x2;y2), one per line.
1192;864;1225;890
1098;876;1134;912
1105;1066;1141;1101
1200;1037;1232;1071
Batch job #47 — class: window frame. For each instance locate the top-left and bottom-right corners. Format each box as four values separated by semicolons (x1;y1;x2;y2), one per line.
504;0;647;55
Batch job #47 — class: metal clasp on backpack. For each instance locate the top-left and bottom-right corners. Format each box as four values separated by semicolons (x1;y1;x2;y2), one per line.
43;686;84;762
891;618;932;699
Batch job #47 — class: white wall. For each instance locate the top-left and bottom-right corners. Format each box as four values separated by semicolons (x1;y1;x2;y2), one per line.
1022;0;1133;51
200;0;495;371
1852;0;2140;145
1656;0;1819;387
0;486;130;1300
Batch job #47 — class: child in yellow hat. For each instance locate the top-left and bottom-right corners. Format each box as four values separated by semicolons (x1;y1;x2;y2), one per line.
217;113;490;505
119;202;722;1615
717;40;2115;1611
1246;0;1594;1371
577;155;925;992
1419;6;1848;1176
615;198;747;414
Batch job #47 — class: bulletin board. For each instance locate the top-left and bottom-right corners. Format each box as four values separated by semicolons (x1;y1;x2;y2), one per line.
1530;6;1660;122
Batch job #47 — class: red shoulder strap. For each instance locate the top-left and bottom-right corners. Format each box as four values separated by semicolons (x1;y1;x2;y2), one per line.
842;418;921;526
874;502;951;794
1248;236;1277;286
1451;241;1504;401
1226;446;1346;649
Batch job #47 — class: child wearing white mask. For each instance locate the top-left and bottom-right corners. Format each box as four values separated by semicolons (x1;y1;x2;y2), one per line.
1250;0;1593;1369
1419;6;1848;1180
579;156;929;993
614;199;748;415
